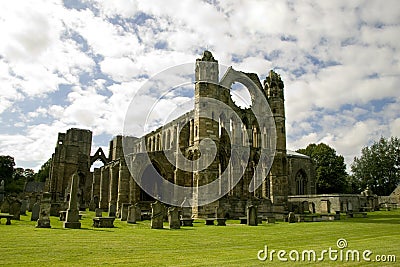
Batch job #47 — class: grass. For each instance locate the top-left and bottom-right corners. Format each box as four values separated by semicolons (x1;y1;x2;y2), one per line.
0;209;399;266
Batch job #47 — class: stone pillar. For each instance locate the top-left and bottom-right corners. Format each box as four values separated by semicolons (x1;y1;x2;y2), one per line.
109;161;119;215
90;168;101;211
151;201;164;229
247;205;258;226
117;161;130;216
64;173;81;229
99;166;110;210
36;193;52;228
168;207;180;229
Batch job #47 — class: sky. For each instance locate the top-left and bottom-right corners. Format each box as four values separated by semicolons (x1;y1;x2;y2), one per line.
0;0;399;172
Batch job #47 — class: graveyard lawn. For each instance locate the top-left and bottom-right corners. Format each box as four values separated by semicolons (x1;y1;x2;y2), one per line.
0;210;399;266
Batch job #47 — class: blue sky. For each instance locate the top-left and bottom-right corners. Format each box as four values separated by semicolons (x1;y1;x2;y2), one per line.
0;0;399;171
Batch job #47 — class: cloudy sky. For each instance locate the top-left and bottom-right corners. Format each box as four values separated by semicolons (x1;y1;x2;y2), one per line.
0;0;399;171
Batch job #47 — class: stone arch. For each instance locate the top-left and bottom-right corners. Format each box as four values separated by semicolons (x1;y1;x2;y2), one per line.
90;147;109;167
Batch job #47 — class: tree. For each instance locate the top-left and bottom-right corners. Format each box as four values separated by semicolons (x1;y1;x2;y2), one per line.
0;155;15;191
34;158;51;183
297;143;348;194
351;136;400;196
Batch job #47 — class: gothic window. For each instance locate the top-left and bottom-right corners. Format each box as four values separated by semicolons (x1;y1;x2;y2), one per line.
295;170;307;195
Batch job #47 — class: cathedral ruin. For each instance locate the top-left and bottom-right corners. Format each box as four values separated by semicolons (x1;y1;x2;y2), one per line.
45;51;316;218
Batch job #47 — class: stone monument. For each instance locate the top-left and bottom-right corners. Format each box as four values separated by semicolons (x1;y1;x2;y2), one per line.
288;212;296;223
9;198;22;220
31;202;40;221
247;205;258;226
36;192;52;228
127;205;136;224
63;173;81;229
151;201;164;229
109;203;116;217
168;207;180;229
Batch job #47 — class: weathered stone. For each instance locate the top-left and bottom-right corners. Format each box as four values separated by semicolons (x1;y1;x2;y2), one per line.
64;173;81;229
31;202;40;221
108;203;116;217
9;199;22;220
151;201;164;229
120;203;130;221
93;217;114;228
127;205;136;224
36;193;52;228
288;212;296;223
134;203;142;221
95;208;102;217
1;197;10;213
168;207;180;229
247;205;258;226
20;199;28;215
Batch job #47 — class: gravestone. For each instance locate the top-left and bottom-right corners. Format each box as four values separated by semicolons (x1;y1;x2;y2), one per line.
168;207;180;229
36;193;51;228
127;205;136;224
9;199;22;220
88;200;96;212
108;204;116;217
95;208;102;217
64;173;81;229
20;199;28;215
247;205;258;226
151;201;164;229
31;202;40;221
121;203;130;221
134;203;142;221
288;212;296;223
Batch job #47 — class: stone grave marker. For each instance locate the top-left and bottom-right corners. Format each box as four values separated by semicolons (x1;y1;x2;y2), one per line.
247;205;258;226
20;199;28;215
121;203;129;221
134;203;142;221
36;193;51;228
95;208;102;217
1;198;10;213
9;199;22;220
109;203;116;217
151;201;164;229
127;205;136;224
64;173;81;229
288;212;296;223
31;202;40;221
168;207;180;229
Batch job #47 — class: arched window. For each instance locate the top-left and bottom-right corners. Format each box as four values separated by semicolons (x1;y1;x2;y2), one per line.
295;170;307;195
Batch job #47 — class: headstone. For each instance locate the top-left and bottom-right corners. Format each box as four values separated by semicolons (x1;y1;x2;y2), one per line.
168;207;180;229
127;205;136;224
134;203;142;221
215;206;225;218
108;203;116;217
20;199;28;215
31;202;40;221
288;212;296;223
151;201;164;229
121;203;130;221
95;208;102;217
63;173;81;229
247;205;258;226
36;193;52;228
9;199;22;220
88;200;96;212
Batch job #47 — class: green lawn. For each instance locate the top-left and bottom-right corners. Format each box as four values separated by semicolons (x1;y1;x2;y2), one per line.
0;209;399;266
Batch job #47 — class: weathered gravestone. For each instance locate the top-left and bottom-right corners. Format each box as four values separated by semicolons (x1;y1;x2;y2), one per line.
134;203;142;221
288;212;296;223
109;204;116;217
1;197;10;213
215;206;226;226
168;207;180;229
9;199;22;220
36;193;51;228
247;205;258;226
121;203;130;221
31;202;40;221
20;199;28;215
151;201;164;229
127;205;136;224
64;173;81;229
95;208;102;217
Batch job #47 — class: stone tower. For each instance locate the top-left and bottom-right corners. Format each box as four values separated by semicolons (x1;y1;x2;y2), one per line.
47;128;92;205
264;70;288;207
192;51;221;216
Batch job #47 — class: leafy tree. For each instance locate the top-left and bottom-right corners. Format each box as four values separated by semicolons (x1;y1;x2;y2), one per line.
34;158;51;183
0;155;16;191
297;143;348;194
351;136;400;196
